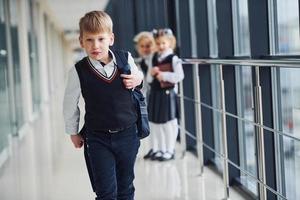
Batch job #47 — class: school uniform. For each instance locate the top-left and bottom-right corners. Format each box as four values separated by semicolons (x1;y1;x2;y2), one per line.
135;54;157;159
135;54;152;98
63;50;143;200
147;49;184;160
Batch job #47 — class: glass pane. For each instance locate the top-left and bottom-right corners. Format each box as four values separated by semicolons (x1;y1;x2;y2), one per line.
279;68;300;199
0;0;11;151
208;0;221;170
232;0;250;56
9;0;23;128
211;65;222;170
207;0;218;57
27;0;41;111
276;0;300;54
236;66;257;195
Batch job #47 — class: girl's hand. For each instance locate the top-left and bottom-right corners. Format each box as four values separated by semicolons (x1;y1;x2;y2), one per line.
156;72;164;82
150;67;160;76
70;134;84;148
120;74;142;89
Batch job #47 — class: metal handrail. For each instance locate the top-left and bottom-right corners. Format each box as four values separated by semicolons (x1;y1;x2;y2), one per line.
182;58;300;68
182;128;287;200
178;95;300;142
177;58;300;200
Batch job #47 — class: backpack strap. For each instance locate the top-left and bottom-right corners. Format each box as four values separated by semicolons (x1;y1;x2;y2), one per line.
113;50;131;75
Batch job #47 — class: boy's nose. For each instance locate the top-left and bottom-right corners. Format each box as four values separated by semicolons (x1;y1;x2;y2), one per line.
92;41;99;48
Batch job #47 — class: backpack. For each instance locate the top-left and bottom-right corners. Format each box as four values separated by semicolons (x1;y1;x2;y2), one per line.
113;50;150;139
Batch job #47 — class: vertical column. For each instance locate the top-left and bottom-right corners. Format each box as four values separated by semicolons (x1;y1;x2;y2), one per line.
17;0;33;122
249;1;277;198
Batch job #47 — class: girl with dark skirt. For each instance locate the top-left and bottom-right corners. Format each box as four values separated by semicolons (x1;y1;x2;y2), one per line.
145;28;184;161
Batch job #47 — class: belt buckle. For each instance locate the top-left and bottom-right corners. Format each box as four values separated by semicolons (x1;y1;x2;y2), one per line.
108;129;119;133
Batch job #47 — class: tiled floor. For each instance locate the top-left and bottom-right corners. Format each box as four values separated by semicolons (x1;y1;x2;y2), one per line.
48;137;248;200
0;101;249;200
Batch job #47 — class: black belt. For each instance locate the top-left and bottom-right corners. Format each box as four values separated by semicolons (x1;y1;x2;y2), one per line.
108;128;123;133
99;124;134;134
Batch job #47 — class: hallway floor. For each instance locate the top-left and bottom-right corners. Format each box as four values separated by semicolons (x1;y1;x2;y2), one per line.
50;137;248;200
0;103;250;200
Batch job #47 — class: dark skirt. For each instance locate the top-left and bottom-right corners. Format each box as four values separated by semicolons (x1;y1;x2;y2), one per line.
148;89;178;123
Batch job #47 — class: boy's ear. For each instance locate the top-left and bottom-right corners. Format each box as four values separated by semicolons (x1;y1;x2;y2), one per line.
109;33;115;46
79;36;84;48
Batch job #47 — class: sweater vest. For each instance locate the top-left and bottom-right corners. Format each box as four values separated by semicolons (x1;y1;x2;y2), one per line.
75;57;137;131
150;53;175;90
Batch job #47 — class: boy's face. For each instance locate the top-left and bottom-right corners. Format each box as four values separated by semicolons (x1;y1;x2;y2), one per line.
80;31;114;61
155;36;171;54
137;38;153;57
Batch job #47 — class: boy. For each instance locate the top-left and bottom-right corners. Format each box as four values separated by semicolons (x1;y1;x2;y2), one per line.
63;11;143;200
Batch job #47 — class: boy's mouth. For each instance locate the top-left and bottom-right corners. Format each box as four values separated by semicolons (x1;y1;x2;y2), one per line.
91;51;101;56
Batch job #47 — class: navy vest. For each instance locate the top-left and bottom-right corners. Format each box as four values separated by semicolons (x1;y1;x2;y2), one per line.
150;53;175;90
140;59;148;75
75;57;137;131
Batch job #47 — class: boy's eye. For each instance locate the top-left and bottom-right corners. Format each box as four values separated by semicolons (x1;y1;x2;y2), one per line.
86;38;93;42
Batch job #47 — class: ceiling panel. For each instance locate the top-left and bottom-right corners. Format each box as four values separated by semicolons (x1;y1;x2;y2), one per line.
45;0;109;49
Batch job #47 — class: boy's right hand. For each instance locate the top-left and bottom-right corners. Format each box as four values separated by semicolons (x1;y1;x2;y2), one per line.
70;134;84;148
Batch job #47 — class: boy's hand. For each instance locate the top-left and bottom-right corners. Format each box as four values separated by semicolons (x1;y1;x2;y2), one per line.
70;134;84;148
120;74;142;89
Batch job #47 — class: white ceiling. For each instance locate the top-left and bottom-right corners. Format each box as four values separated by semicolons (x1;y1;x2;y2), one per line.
45;0;109;50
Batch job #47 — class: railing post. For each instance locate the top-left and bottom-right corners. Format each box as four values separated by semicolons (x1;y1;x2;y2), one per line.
179;81;186;158
254;66;267;200
220;64;230;200
193;64;204;175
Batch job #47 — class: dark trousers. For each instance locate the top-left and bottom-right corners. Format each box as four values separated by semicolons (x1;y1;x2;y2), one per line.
85;125;140;200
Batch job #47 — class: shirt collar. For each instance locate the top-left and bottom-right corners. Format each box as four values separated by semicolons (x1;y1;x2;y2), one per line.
88;49;117;67
158;49;173;61
109;49;117;65
158;49;173;60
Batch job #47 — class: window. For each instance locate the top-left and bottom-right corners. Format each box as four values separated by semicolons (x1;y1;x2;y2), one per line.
269;0;300;198
275;0;300;54
235;66;257;194
232;0;257;195
0;0;11;153
210;65;222;171
277;69;300;199
207;0;222;170
9;0;23;129
232;0;250;56
27;0;41;112
207;0;218;58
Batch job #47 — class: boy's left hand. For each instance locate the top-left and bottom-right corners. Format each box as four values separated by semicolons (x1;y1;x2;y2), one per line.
120;74;142;89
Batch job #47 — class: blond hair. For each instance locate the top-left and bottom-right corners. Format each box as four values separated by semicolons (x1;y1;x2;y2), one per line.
133;31;155;51
153;28;176;50
133;31;154;44
79;11;113;37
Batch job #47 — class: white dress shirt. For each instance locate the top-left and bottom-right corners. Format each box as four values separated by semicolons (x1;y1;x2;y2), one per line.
63;50;143;135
